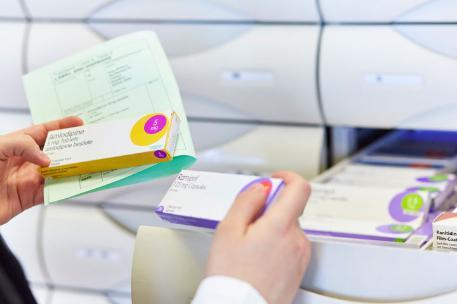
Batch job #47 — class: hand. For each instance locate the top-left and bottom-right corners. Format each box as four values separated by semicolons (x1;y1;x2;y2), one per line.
205;171;311;304
0;116;83;224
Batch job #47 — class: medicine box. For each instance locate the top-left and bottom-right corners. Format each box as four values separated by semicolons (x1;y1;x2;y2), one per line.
432;207;457;251
155;170;284;229
41;112;180;178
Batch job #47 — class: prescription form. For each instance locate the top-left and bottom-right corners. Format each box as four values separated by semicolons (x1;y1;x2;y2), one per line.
23;31;196;204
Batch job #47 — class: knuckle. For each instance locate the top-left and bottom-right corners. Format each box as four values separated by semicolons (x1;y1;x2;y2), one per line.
298;179;311;194
295;233;311;255
265;214;289;235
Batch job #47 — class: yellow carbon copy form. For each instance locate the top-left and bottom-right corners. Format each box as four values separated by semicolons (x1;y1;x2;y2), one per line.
23;31;196;204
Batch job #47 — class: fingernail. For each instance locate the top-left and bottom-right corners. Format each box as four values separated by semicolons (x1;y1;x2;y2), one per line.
249;183;267;193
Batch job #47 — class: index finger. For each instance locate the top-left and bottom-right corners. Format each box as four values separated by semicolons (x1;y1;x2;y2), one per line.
263;171;311;227
21;116;84;146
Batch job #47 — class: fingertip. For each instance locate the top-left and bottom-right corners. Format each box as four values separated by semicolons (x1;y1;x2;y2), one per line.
244;183;268;195
272;171;301;182
38;151;50;166
271;171;287;179
63;116;84;127
29;150;50;167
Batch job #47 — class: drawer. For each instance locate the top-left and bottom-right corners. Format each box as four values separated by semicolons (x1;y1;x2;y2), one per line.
320;0;456;23
27;23;103;71
0;23;28;109
24;0;110;19
0;0;25;18
41;205;134;292
90;0;320;23
1;207;48;284
320;25;457;130
90;23;322;124
132;226;457;304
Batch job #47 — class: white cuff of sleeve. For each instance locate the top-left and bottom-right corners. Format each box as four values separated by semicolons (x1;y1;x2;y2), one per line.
192;276;268;304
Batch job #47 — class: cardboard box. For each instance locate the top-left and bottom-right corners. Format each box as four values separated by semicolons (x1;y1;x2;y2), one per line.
41;112;180;178
432;207;457;251
155;170;284;229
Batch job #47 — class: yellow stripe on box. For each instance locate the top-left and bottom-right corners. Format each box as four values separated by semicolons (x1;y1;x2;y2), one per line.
41;150;172;178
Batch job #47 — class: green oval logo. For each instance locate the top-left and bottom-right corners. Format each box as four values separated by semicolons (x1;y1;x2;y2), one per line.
430;174;448;182
401;193;423;214
390;224;414;233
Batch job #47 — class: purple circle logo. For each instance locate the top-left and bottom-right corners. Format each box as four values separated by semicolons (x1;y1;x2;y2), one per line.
144;114;167;134
388;191;424;222
154;150;168;159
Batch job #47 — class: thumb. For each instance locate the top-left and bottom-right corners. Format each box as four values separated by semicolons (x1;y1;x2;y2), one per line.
221;183;269;234
0;134;50;166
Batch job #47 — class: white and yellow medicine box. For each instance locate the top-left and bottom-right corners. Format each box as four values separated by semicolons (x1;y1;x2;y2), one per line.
41;112;180;178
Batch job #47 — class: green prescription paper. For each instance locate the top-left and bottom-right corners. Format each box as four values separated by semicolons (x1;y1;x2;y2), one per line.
23;31;196;204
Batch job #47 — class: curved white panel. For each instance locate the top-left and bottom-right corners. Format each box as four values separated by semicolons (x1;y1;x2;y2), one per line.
293;289;457;304
182;93;250;120
73;178;174;208
1;207;47;284
24;0;111;19
91;23;322;124
91;22;252;57
0;23;28;109
132;227;457;303
396;25;457;59
50;290;122;304
27;23;103;71
103;208;191;233
399;0;457;22
42;205;134;291
189;121;256;151
0;112;32;135
320;0;437;22
31;285;50;304
0;0;24;18
191;122;324;178
321;26;457;130
303;240;457;302
91;0;320;22
132;227;209;304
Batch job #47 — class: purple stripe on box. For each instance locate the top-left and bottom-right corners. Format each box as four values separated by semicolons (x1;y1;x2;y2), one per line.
155;210;219;229
156;207;409;243
302;229;405;242
156;180;285;229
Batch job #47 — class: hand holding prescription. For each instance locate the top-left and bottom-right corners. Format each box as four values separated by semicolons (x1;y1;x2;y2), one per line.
0;116;83;224
205;171;312;304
